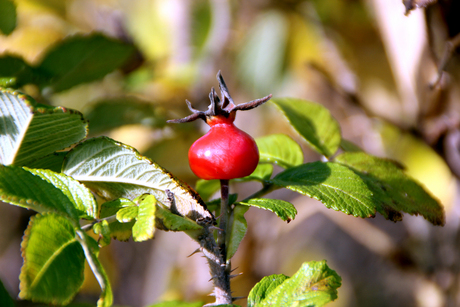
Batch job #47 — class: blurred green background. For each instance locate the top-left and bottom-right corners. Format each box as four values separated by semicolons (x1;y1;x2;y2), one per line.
1;0;460;306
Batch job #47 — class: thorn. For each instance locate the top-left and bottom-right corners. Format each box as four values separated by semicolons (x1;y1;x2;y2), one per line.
187;248;202;258
229;273;243;279
208;226;223;232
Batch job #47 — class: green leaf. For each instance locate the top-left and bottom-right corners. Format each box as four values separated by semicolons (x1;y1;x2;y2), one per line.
62;136;213;222
256;134;304;168
0;278;14;307
116;206;139;223
271;98;341;157
0;56;31;85
247;274;289;307
99;198;136;241
155;204;203;232
19;213;85;305
257;261;341;307
335;152;445;225
272;161;378;218
0;165;80;221
75;231;113;307
195;179;220;202
23;151;67;173
239;198;297;222
84;97;166;134
26;168;97;219
148;301;204;307
93;220;112;247
237;163;273;182
132;194;156;242
0;89;88;166
206;194;238;213
226;204;249;260
0;0;16;35
37;33;136;92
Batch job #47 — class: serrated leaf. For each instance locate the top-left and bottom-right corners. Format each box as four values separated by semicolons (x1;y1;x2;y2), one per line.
271;98;341;157
62;136;213;222
132;194;156;242
26;168;97;219
237;163;273;182
0;165;79;221
258;261;341;307
272;161;378;218
99;198;135;241
0;56;46;87
24;151;67;173
93;220;112;247
256;134;304;168
116;206;139;223
147;301;204;307
195;179;220;202
0;278;14;307
335;152;445;225
37;33;136;92
239;198;297;222
0;89;88;166
247;274;289;307
155;204;203;232
84;97;166;134
0;0;16;35
19;213;85;305
226;204;249;260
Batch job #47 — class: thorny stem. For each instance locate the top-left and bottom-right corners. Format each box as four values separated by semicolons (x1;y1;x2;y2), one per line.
218;179;230;261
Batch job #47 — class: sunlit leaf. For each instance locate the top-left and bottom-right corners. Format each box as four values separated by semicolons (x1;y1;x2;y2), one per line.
272;162;378;218
26;168;97;219
0;165;80;221
0;0;16;35
239;198;297;222
37;33;136;93
256;134;303;168
238;164;273;182
132;194;156;242
19;213;85;305
93;220;112;247
62;137;214;222
271;98;341;158
253;260;341;306
116;206;139;223
155;204;203;232
0;89;88;166
226;204;249;260
99;198;135;241
335;152;445;225
247;274;289;307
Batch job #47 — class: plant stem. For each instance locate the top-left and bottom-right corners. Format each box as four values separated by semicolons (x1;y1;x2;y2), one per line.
218;179;230;261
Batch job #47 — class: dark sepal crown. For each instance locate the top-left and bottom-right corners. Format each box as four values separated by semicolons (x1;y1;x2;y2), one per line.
167;71;272;124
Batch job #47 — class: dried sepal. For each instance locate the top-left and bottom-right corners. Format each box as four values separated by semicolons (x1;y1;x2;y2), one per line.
167;70;272;124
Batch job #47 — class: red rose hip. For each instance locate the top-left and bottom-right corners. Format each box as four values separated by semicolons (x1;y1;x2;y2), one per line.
168;71;271;180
